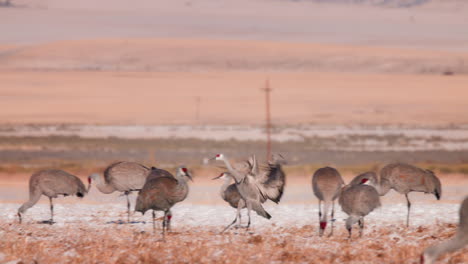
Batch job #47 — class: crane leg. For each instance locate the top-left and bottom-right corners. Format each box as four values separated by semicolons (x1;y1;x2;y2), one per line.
221;216;238;233
405;193;411;227
125;191;131;223
167;210;172;231
238;209;242;228
358;218;364;238
329;201;335;237
236;201;243;228
345;217;355;239
162;211;168;241
222;202;243;233
152;210;156;234
49;197;54;224
246;202;252;230
318;199;322;220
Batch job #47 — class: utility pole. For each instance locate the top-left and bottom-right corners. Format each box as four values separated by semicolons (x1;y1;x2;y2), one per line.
261;79;272;161
195;96;201;125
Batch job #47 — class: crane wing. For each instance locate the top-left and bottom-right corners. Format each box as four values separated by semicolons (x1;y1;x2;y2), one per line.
104;161;150;190
247;155;259;176
146;167;175;182
250;161;286;204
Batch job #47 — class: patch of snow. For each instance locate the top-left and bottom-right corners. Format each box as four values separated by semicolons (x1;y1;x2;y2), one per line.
1;124;468;151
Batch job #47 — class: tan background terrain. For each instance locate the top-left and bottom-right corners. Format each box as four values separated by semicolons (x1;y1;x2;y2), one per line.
2;70;468;125
1;0;468;126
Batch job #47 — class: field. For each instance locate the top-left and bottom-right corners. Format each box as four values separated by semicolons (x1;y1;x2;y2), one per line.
0;173;467;263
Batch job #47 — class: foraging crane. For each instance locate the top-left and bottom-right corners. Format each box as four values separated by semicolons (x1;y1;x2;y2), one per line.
421;196;468;264
88;161;150;222
339;171;381;238
135;166;192;239
143;166;181;230
312;167;345;237
210;153;286;230
18;169;87;224
378;163;442;227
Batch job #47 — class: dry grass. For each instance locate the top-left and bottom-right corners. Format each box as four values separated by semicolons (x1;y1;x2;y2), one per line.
0;222;466;264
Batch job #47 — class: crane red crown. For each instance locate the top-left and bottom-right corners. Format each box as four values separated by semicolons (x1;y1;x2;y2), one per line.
182;168;188;173
361;178;368;184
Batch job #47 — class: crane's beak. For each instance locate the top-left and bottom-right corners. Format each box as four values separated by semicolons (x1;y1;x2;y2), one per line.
212;174;223;180
187;173;193;182
87;178;92;193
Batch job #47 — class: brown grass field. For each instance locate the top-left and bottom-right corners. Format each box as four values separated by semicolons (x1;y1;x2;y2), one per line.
0;222;466;264
0;171;467;263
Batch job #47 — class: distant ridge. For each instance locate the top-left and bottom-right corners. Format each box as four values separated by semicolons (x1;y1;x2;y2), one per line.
282;0;430;8
0;39;466;75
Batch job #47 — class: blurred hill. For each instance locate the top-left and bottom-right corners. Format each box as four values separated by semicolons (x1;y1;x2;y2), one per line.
1;0;468;126
278;0;460;8
0;39;467;74
1;0;467;51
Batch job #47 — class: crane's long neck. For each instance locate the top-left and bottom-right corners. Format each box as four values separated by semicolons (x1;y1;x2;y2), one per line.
221;157;245;184
94;174;115;194
175;171;189;187
220;176;233;199
375;174;391;196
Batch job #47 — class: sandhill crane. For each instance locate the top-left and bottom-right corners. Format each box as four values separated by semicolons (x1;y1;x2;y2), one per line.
421;196;468;264
210;153;286;230
212;172;245;232
312;167;345;237
378;163;442;227
88;161;150;222
135;166;192;239
339;171;381;238
143;166;180;230
17;169;87;224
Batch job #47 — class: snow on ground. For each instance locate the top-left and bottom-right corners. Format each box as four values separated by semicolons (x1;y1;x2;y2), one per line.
2;124;468;151
0;199;468;263
0;200;466;264
0;201;460;231
1;179;466;263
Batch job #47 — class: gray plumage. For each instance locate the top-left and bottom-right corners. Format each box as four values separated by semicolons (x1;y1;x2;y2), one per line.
422;196;468;264
88;161;150;222
18;169;87;224
213;172;246;232
379;163;442;227
216;172;244;209
135;166;192;239
211;153;286;230
339;172;381;238
262;153;287;204
312;166;345;237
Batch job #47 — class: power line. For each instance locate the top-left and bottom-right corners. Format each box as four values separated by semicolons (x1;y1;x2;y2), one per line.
261;79;272;161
